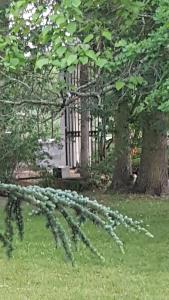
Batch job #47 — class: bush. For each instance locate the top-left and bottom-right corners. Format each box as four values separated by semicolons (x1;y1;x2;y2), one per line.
132;157;140;173
0;114;39;182
90;152;114;189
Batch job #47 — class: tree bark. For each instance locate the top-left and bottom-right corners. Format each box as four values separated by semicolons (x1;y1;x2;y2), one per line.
111;101;132;191
0;0;10;9
135;111;168;195
0;0;9;40
80;65;89;178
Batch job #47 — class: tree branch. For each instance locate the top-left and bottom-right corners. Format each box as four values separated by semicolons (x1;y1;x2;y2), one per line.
0;99;61;106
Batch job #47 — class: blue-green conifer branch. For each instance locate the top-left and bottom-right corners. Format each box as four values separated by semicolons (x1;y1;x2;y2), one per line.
0;183;153;264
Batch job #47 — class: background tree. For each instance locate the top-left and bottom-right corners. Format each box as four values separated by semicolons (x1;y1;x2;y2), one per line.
80;65;90;178
112;100;132;191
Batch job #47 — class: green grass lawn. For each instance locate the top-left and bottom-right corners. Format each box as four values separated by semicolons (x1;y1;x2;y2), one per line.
0;193;169;300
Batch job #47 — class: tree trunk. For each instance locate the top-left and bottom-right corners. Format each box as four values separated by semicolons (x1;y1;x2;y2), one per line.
111;101;132;191
0;0;9;43
80;65;89;178
135;111;168;195
0;0;10;9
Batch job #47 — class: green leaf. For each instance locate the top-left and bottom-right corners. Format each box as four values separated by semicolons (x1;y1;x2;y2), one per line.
56;46;66;58
102;30;112;41
115;81;125;91
54;36;62;45
159;101;169;112
80;44;90;51
137;76;145;85
10;58;20;67
72;0;81;7
40;26;52;44
67;65;76;73
133;103;145;114
32;13;40;22
0;42;6;50
127;83;135;90
67;54;77;66
51;60;60;67
79;56;88;65
60;58;67;68
66;22;77;34
57;15;66;25
51;14;65;25
96;58;107;68
114;40;127;48
85;50;97;60
15;0;26;9
105;50;112;60
84;34;94;43
129;75;145;86
35;58;49;69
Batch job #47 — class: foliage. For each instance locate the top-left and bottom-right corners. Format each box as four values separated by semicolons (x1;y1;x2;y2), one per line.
0;108;39;182
1;1;169;114
132;157;140;173
0;0;169;195
0;183;153;264
2;0;168;137
90;150;114;188
1;1;169;118
0;69;61;182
